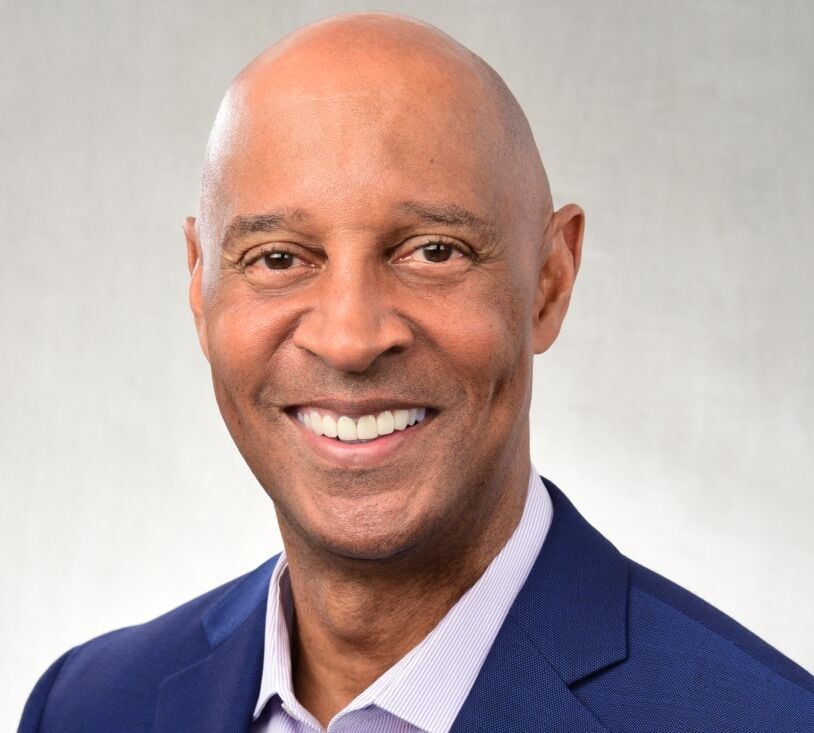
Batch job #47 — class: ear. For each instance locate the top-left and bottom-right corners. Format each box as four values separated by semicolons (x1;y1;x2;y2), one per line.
532;203;585;354
183;216;210;362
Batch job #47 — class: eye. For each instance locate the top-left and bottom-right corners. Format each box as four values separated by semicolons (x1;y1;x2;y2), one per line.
260;251;298;270
405;241;465;264
239;245;318;288
243;248;309;273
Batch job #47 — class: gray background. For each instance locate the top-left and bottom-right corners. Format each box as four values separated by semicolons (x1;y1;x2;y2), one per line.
2;0;812;726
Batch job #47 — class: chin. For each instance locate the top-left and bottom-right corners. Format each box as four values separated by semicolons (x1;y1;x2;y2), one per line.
289;491;438;562
300;518;420;561
266;461;444;556
320;536;412;562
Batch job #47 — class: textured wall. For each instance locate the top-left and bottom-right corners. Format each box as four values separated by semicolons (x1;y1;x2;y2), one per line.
2;1;812;726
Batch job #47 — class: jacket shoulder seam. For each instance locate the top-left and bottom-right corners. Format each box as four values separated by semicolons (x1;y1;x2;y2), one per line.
631;583;813;697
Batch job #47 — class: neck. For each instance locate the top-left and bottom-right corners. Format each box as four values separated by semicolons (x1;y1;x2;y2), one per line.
279;458;530;726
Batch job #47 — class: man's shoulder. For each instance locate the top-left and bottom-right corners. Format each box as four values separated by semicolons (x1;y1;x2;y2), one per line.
531;478;812;730
59;556;274;672
627;558;813;694
19;557;277;733
579;555;813;729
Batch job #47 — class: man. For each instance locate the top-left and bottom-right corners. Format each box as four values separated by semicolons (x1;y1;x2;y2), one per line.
19;12;813;733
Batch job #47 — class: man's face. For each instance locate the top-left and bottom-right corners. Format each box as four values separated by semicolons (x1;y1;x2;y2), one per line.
189;68;551;561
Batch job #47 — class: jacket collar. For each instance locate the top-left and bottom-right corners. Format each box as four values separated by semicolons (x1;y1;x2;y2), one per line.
153;557;276;733
451;477;629;732
512;477;629;683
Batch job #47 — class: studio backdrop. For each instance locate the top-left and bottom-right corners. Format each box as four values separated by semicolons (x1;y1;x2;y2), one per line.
1;1;812;728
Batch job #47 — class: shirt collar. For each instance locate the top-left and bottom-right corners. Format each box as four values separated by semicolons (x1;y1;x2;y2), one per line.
253;465;553;732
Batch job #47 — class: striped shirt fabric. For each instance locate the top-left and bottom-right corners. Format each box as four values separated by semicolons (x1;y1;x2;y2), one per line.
251;466;553;733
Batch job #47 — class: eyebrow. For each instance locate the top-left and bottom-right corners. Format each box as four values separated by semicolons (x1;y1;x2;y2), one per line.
398;200;499;245
219;209;310;253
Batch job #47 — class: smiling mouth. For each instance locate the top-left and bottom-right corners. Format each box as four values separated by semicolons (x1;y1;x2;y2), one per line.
294;406;430;444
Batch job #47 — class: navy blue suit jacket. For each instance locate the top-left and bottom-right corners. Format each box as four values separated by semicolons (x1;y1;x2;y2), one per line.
19;478;814;731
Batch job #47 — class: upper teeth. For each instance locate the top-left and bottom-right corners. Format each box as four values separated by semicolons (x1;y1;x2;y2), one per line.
296;407;428;442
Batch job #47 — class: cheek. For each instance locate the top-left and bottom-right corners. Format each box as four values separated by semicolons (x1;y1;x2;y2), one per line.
203;291;309;440
426;280;532;421
204;290;292;385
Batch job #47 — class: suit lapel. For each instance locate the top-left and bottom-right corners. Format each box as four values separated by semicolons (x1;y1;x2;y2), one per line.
450;615;611;732
452;478;628;732
153;558;276;733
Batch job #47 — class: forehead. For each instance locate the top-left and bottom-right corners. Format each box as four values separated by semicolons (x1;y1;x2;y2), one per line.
207;78;512;237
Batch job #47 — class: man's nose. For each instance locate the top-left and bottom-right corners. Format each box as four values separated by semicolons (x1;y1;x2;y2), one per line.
292;267;414;373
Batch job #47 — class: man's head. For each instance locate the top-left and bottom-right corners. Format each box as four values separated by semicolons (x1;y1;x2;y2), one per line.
184;13;584;564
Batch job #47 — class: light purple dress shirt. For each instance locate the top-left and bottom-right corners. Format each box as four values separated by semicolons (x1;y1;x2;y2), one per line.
252;467;553;733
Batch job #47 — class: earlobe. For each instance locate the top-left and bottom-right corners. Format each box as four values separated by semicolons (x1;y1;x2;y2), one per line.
183;217;210;362
532;204;585;354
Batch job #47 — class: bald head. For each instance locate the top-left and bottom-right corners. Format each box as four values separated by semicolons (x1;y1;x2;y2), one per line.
184;12;584;569
198;12;552;258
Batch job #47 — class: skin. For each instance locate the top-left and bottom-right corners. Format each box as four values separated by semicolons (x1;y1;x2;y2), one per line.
184;13;584;727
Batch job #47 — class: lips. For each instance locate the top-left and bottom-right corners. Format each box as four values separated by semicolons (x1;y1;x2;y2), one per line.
295;406;429;443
